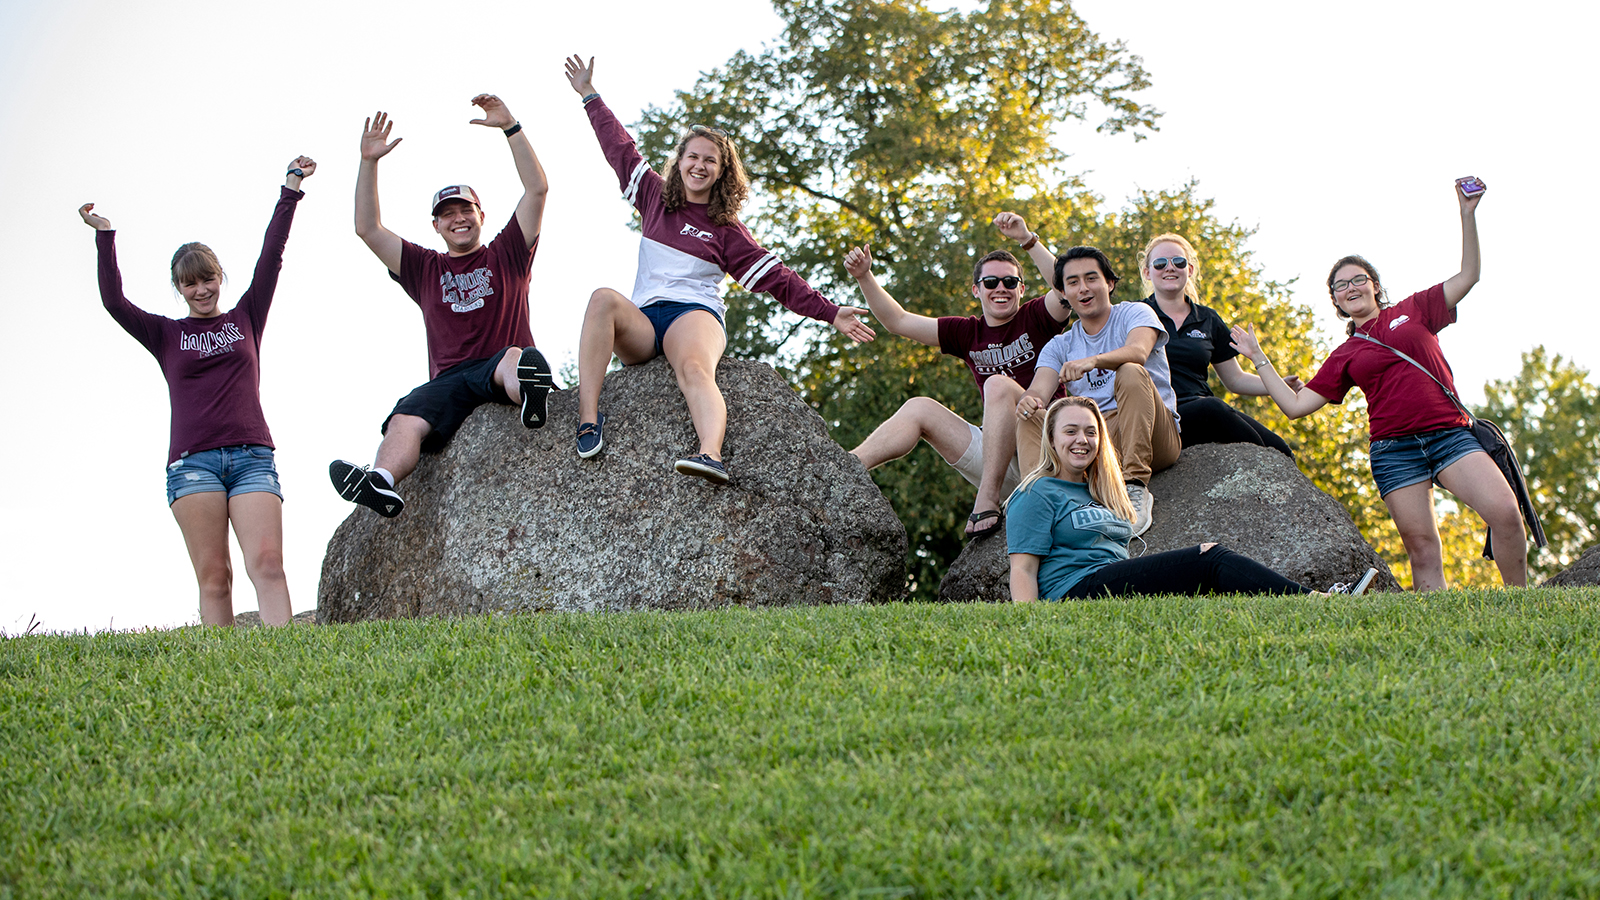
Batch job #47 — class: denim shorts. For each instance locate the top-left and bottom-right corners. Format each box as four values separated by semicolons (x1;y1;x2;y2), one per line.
1368;426;1483;497
165;445;282;505
641;301;725;357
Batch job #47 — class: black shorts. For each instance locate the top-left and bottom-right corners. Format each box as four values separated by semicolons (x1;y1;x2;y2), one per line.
382;349;515;453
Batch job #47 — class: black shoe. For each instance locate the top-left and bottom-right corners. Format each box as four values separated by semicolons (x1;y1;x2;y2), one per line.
576;412;607;459
674;453;729;485
517;347;554;429
329;460;404;518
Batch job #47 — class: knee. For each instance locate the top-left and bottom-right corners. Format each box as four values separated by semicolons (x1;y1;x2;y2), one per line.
898;396;946;425
250;549;287;584
1114;362;1152;389
676;357;719;387
584;288;626;317
196;560;232;597
983;374;1023;405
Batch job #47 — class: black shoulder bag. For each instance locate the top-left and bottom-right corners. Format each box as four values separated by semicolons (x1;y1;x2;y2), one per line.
1351;331;1547;559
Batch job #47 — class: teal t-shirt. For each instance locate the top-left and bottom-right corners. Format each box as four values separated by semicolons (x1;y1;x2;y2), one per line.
1006;478;1132;599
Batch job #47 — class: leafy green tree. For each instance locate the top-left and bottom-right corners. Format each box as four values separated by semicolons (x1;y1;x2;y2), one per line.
1480;347;1600;582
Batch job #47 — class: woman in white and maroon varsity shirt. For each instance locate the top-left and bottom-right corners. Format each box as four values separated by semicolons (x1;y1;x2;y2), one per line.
563;55;875;484
79;158;314;626
1231;178;1525;591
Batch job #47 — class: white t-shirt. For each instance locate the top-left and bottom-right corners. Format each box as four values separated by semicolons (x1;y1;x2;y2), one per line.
1036;302;1179;419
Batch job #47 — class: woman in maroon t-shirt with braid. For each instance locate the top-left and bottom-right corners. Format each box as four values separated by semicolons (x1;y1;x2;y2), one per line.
80;158;314;626
1231;178;1524;591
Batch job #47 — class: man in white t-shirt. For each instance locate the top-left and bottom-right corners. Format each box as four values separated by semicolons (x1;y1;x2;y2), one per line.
1016;245;1181;536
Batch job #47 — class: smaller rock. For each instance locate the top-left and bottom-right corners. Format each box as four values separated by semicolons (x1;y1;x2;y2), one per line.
231;610;320;628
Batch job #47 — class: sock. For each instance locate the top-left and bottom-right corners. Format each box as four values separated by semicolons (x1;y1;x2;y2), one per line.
374;467;395;488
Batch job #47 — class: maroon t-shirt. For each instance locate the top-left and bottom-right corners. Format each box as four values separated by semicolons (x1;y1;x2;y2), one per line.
393;214;536;379
936;296;1068;396
1305;283;1470;440
97;186;301;464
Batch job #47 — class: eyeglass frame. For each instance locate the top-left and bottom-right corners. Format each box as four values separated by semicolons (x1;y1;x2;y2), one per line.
1331;273;1371;293
978;275;1023;290
1149;256;1188;271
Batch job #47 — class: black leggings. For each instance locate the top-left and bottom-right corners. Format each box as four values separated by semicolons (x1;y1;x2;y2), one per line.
1177;396;1294;458
1065;544;1311;599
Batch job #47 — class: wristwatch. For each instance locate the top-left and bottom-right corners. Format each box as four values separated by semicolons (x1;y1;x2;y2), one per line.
287;167;305;177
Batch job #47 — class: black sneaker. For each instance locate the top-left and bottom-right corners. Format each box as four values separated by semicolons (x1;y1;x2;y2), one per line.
517;347;554;429
329;460;404;518
674;453;729;485
1327;567;1378;596
576;412;607;459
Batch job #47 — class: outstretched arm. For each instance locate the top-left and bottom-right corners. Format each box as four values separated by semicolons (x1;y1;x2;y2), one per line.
1228;324;1329;418
470;94;547;250
842;245;937;345
993;212;1070;322
1214;356;1302;396
1443;177;1485;308
354;111;404;273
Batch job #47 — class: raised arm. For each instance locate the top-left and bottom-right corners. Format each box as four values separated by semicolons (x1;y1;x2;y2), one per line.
1228;324;1329;418
470;94;547;250
1442;177;1485;308
842;245;938;345
354;111;404;273
237;156;315;327
993;212;1070;322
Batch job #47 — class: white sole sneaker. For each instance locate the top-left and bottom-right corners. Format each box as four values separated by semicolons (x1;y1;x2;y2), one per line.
329;460;405;518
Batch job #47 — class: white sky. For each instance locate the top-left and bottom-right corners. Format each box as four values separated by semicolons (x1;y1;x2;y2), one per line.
1;1;1593;633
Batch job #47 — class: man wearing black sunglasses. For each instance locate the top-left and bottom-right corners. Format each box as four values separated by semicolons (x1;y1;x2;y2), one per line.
842;212;1073;540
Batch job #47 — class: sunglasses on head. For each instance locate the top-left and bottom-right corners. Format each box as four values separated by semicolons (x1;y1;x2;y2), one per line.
1150;256;1187;270
689;124;727;137
979;275;1022;289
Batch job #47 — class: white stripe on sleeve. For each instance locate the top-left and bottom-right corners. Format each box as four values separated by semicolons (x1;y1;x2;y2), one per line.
738;253;781;289
623;162;648;204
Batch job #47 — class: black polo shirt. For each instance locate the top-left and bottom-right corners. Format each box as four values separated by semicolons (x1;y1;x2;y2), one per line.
1139;295;1238;401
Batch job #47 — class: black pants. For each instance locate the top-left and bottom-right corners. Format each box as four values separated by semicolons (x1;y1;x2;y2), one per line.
1177;396;1294;459
1065;544;1310;598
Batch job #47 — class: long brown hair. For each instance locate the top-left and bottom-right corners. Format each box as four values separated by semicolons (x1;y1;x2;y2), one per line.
170;242;225;290
1007;397;1135;523
661;125;749;227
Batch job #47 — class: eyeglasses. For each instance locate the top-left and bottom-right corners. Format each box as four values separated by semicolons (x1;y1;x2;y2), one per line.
979;275;1022;289
1150;257;1187;270
689;124;727;137
1332;274;1371;292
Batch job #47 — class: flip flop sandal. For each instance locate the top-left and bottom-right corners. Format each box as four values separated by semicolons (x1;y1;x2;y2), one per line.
966;509;1004;541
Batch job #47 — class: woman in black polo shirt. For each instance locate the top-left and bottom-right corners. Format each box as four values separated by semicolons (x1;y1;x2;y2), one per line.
1138;233;1293;458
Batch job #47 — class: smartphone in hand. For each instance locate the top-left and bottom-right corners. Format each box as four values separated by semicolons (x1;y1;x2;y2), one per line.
1456;176;1486;197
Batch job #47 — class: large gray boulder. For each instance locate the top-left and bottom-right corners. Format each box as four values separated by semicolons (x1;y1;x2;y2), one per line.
319;357;907;620
939;443;1400;601
1541;544;1600;587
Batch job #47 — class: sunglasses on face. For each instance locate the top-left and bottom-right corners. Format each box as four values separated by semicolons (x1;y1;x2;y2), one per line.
1332;274;1371;292
979;275;1022;289
1150;257;1187;270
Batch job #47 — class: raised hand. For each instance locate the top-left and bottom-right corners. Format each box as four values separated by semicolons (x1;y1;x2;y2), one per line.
993;211;1032;243
469;94;516;129
361;112;402;161
843;244;874;279
832;306;877;344
285;155;316;190
1229;323;1264;363
78;202;111;231
564;54;597;96
1455;175;1486;214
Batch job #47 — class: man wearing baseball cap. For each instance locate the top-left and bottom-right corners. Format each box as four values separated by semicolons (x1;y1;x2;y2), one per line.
329;94;553;518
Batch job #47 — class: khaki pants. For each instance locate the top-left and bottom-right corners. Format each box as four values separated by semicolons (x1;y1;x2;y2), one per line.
1017;363;1181;484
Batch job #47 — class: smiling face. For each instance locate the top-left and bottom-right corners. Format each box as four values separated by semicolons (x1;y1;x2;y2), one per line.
1331;262;1381;323
1050;404;1100;481
432;199;485;255
1143;240;1192;301
971;259;1025;325
1058;257;1114;323
178;273;224;319
677;136;724;204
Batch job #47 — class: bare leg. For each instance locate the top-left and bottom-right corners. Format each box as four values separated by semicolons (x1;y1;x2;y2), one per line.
171;492;234;626
228;491;291;626
851;397;973;469
973;375;1024;527
577;288;658;424
1435;451;1528;586
375;414;432;486
1383;481;1445;591
660;310;729;458
492;346;525;404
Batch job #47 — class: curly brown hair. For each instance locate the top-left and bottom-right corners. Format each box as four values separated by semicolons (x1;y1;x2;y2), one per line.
661;125;749;226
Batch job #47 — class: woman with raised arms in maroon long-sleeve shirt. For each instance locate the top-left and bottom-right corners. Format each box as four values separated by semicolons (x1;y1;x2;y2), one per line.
79;157;314;627
563;54;875;484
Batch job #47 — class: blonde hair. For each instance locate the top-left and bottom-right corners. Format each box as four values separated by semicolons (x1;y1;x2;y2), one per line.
1139;233;1200;303
661;125;749;227
170;242;225;290
1007;397;1136;522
